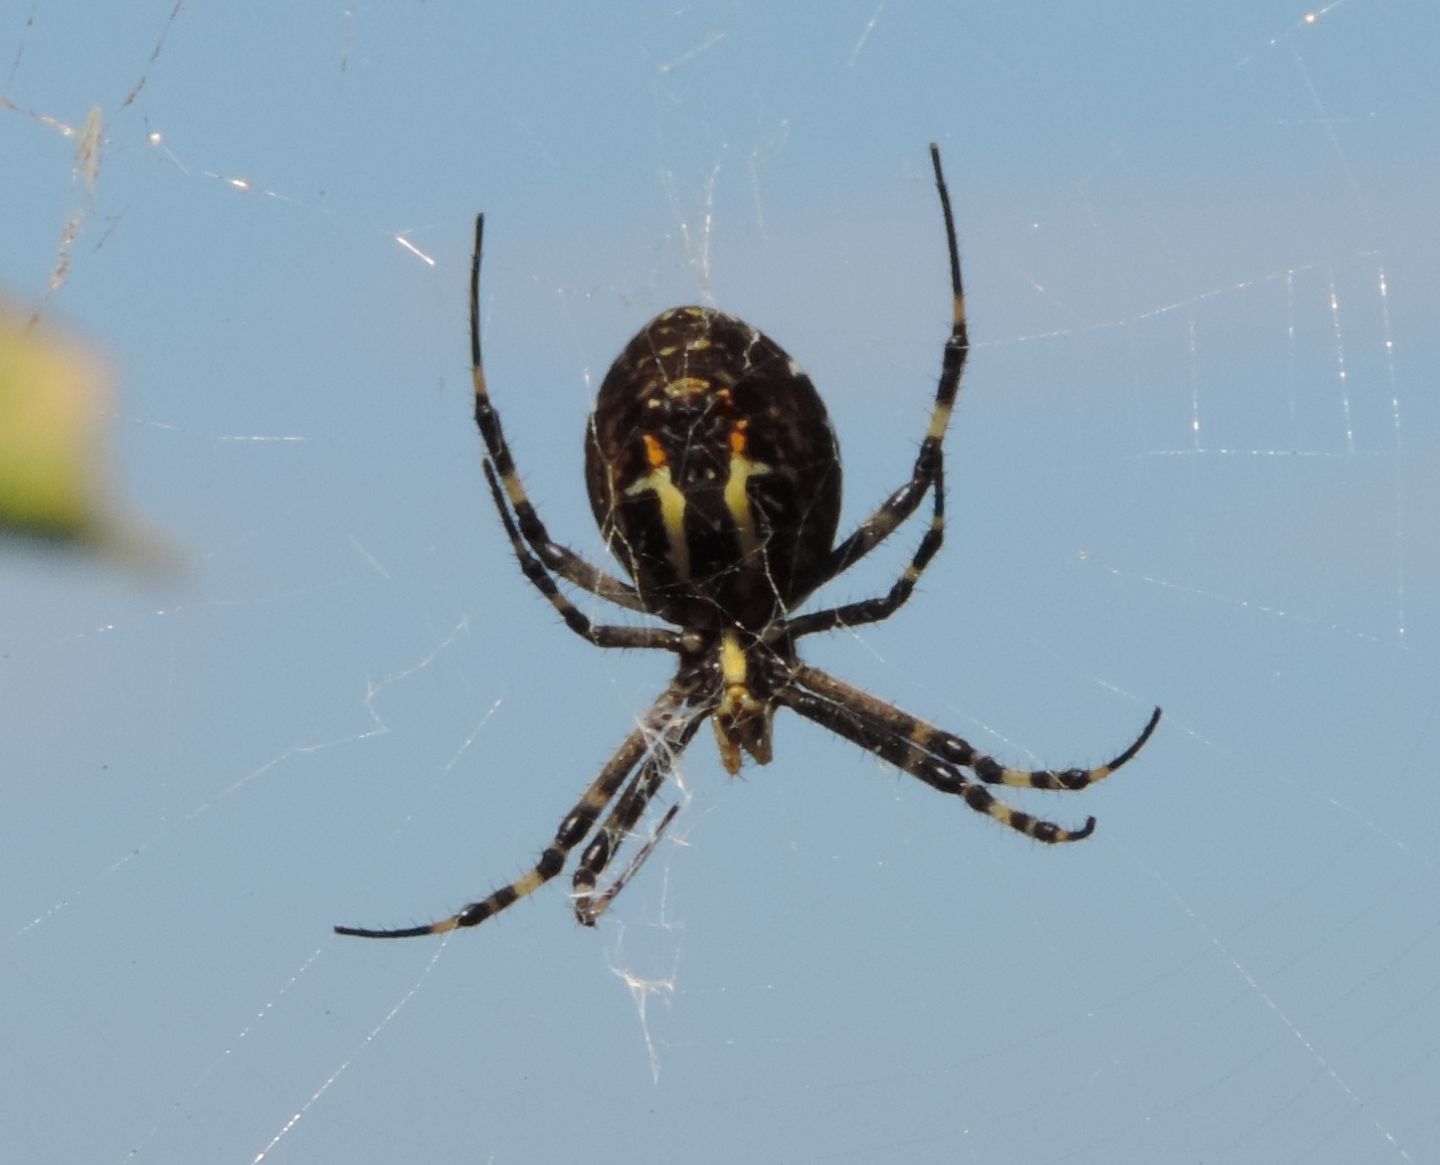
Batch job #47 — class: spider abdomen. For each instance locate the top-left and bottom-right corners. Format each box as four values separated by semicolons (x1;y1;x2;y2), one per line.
585;306;842;630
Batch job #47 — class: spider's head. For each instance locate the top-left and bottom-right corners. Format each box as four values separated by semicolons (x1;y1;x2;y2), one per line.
711;629;774;774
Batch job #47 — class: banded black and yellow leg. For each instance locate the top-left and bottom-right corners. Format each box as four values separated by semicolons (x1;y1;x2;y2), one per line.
800;662;1157;789
576;805;679;927
570;764;665;925
571;707;706;924
481;460;688;652
470;214;648;614
796;665;1161;794
333;684;693;939
777;683;1093;843
927;702;1161;790
779;669;1158;843
782;460;946;641
805;143;966;593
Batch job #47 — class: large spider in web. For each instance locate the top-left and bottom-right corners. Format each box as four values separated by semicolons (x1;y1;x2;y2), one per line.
335;145;1160;940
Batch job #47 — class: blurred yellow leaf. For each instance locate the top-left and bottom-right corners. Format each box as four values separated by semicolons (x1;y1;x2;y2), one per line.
0;300;177;571
0;301;108;542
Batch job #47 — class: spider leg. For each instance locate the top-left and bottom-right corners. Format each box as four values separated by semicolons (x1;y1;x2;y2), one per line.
570;759;669;924
801;144;965;598
334;681;695;939
571;698;707;923
778;666;1159;843
482;460;687;652
470;213;648;614
578;803;680;927
777;683;1092;842
796;665;1160;792
780;457;946;642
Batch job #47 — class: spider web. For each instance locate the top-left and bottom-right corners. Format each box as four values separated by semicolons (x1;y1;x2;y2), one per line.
3;2;1436;1162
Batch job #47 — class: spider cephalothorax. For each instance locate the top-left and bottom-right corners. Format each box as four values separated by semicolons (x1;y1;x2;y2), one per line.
336;146;1159;941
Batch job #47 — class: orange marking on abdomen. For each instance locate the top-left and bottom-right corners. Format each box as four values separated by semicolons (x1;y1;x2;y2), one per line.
641;432;669;468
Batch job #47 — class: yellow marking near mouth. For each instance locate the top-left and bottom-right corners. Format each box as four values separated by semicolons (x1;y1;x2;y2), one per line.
719;628;748;687
713;630;771;773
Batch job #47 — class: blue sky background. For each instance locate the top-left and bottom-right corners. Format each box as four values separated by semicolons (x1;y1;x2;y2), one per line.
3;3;1437;1162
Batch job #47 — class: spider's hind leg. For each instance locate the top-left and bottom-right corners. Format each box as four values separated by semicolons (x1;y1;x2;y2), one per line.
782;459;946;642
469;213;647;613
805;144;966;594
481;460;685;652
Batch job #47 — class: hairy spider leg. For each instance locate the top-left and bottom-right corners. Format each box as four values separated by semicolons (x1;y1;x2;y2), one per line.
780;460;947;642
480;459;687;652
779;669;1160;843
570;714;703;926
334;681;705;939
802;144;966;597
470;215;649;613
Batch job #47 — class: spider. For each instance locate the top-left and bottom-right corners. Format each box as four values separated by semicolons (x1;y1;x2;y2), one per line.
335;144;1160;940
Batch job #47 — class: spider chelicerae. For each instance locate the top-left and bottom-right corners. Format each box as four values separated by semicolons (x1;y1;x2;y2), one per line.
335;144;1160;940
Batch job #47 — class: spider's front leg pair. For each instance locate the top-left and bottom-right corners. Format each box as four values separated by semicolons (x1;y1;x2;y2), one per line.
334;679;708;939
778;669;1162;843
